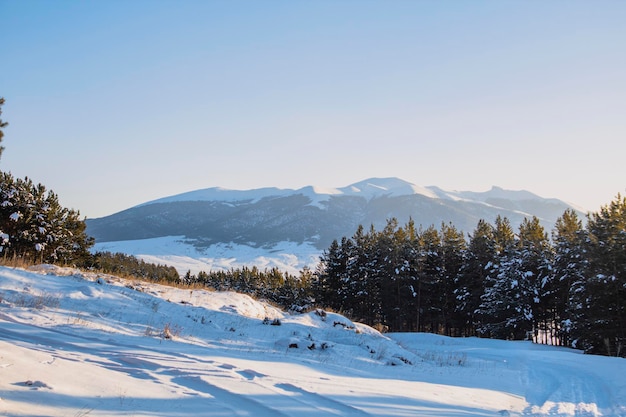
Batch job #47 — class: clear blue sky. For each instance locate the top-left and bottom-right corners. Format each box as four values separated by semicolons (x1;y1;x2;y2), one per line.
2;0;625;218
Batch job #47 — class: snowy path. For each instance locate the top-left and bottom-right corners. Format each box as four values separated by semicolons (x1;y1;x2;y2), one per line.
392;333;626;417
523;352;615;416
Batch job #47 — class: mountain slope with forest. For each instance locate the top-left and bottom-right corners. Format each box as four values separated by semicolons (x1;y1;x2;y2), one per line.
87;178;579;246
87;178;582;274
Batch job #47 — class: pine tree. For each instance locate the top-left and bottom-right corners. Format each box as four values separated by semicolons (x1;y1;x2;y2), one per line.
398;219;421;332
439;222;467;336
391;219;425;332
349;224;381;326
458;219;496;336
477;216;520;339
0;97;7;161
518;216;553;343
373;218;404;331
552;209;586;347
314;238;348;312
417;224;442;333
582;194;626;356
493;215;516;253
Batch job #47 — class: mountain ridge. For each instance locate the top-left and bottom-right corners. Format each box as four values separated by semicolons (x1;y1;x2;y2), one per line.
87;177;584;274
87;177;581;247
135;177;549;208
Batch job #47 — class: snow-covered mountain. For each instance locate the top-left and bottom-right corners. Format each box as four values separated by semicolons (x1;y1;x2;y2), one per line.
87;178;582;274
136;177;566;209
1;265;624;416
138;177;441;207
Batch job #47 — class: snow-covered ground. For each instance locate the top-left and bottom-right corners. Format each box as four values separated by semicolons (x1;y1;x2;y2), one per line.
93;236;322;275
1;265;624;417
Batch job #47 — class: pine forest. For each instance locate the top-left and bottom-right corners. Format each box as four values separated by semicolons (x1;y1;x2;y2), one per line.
187;196;626;358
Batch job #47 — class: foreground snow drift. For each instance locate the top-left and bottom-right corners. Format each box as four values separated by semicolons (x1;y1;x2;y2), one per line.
0;265;624;416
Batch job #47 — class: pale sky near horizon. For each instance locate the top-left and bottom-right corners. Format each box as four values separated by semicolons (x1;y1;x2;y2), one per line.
2;0;625;219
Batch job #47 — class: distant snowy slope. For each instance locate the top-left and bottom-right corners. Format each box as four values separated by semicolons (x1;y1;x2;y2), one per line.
94;236;320;275
139;186;293;206
1;265;624;417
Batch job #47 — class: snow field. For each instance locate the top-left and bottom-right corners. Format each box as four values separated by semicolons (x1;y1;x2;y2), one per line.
93;237;321;275
0;265;624;416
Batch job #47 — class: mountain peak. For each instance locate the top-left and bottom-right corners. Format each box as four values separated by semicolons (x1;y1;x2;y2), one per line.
484;186;543;201
339;177;439;199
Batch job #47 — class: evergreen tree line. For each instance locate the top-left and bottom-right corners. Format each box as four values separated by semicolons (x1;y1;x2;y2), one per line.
181;266;314;312
89;251;180;283
313;195;626;357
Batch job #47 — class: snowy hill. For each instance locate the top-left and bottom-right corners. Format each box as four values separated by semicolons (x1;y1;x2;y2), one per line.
87;178;582;275
1;265;624;416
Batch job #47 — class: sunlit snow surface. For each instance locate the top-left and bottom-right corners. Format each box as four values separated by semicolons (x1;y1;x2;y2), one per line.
1;265;625;417
93;236;322;275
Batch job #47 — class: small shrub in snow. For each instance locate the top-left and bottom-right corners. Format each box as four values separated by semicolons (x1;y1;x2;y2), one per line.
333;321;355;330
393;355;413;365
14;291;60;310
289;304;307;313
372;323;389;333
162;323;181;339
144;325;157;337
314;309;327;320
163;325;173;339
419;350;468;367
373;346;388;361
388;355;413;366
23;380;52;390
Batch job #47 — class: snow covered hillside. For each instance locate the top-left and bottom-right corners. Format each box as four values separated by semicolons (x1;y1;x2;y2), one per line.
1;265;624;417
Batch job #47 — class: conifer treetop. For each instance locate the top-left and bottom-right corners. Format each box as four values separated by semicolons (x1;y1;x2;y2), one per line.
0;97;7;161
